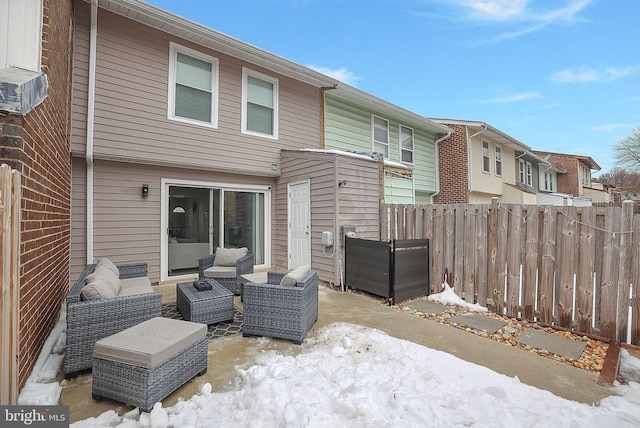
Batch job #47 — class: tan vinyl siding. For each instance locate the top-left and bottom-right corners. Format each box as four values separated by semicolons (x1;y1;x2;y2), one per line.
71;159;274;284
336;156;380;240
72;2;322;176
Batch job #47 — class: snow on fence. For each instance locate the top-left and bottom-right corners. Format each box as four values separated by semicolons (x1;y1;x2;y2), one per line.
381;199;640;345
1;164;21;404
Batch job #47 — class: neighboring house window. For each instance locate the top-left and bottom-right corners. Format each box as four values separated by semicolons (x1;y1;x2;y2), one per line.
168;42;218;127
526;162;533;186
373;116;389;158
242;67;279;138
518;159;526;183
494;146;502;176
581;164;591;186
482;141;490;173
400;125;414;164
542;171;556;192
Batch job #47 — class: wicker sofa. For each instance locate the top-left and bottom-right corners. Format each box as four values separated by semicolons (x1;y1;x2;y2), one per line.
198;247;254;295
242;269;319;344
64;260;162;379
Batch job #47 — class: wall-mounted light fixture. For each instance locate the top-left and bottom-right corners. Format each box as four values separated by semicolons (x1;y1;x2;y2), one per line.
338;180;347;187
142;184;149;197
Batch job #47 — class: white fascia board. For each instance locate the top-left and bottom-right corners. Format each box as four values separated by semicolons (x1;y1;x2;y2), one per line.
430;118;530;151
90;0;339;88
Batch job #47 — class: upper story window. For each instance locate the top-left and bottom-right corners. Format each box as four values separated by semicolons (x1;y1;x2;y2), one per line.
168;43;218;127
581;164;591;186
518;159;526;183
494;146;502;176
482;141;490;173
372;116;389;158
242;68;279;139
542;171;556;192
526;162;533;186
400;125;414;164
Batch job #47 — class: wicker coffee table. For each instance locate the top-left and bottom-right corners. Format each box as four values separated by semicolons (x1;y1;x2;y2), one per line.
176;279;234;325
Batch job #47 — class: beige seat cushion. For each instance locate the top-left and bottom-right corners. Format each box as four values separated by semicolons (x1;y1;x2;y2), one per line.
204;265;237;279
280;265;310;287
213;247;248;267
81;265;122;300
118;277;154;296
93;317;206;369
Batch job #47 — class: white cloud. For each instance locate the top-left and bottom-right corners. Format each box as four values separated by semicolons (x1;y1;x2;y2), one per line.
483;91;540;103
593;123;627;132
464;0;528;21
306;65;362;85
552;66;638;83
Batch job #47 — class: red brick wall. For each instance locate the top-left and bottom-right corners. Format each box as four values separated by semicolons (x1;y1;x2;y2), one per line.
435;124;469;203
535;152;580;196
0;0;73;389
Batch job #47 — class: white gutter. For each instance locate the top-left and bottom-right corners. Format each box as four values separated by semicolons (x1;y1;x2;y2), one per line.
86;0;98;263
430;128;452;203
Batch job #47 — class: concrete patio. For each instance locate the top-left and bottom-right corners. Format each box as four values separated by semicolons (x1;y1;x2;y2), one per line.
59;282;615;424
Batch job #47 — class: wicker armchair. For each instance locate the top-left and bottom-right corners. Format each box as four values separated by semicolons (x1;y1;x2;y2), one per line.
198;250;254;295
242;270;319;344
64;262;162;379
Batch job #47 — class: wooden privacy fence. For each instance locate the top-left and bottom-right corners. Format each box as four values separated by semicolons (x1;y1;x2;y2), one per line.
1;164;21;405
381;199;640;345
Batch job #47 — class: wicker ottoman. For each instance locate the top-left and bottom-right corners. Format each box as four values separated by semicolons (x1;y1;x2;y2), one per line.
92;317;208;413
176;279;234;324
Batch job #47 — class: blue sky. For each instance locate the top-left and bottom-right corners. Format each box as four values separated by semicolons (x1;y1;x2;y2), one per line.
145;0;640;175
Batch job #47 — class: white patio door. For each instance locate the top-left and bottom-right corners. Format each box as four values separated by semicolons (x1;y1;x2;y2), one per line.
288;180;310;269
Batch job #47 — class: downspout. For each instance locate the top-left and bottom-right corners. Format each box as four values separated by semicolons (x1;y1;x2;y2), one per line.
467;124;488;198
86;0;98;263
430;128;452;203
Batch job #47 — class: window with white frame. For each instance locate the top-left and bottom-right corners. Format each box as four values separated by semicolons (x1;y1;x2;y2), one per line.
518;159;526;183
482;141;490;173
168;43;218;127
541;170;556;192
242;68;279;138
400;125;414;163
581;164;591;186
494;146;502;176
526;162;533;186
373;116;389;158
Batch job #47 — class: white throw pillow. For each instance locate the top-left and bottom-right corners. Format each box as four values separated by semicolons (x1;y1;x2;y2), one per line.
96;257;119;278
87;265;121;295
81;278;118;301
280;265;310;287
213;247;248;267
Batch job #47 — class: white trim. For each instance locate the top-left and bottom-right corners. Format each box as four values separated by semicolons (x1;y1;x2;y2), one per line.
167;42;219;128
399;124;414;165
372;114;389;159
160;178;271;282
241;67;279;139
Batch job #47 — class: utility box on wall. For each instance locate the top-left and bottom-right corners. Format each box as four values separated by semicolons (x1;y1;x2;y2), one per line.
340;225;356;246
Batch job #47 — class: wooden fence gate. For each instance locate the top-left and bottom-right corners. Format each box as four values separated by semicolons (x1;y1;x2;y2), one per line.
1;164;21;404
381;199;640;345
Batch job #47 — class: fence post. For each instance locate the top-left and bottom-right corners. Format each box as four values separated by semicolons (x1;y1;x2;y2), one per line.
1;164;21;405
632;209;640;345
617;200;634;341
487;198;499;308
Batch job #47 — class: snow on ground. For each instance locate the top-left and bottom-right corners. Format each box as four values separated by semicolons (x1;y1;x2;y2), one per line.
18;295;640;427
428;282;488;312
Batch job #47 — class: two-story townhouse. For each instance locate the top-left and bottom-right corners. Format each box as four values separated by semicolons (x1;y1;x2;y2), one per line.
532;151;603;205
514;150;568;205
323;84;452;204
429;119;530;204
70;0;342;285
0;0;74;398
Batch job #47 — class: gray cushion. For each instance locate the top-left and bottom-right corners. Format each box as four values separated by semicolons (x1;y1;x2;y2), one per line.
280;265;310;287
86;265;121;295
96;257;119;278
204;266;237;279
118;277;154;296
93;317;206;369
213;247;248;267
81;278;118;301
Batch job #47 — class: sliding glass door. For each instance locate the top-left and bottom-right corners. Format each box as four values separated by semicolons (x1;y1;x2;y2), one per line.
164;180;269;280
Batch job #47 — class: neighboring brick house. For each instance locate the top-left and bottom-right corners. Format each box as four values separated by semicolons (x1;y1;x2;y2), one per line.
0;0;74;393
532;151;603;204
430;120;533;204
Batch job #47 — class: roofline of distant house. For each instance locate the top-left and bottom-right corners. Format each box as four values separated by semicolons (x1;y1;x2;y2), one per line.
531;150;601;171
429;118;530;152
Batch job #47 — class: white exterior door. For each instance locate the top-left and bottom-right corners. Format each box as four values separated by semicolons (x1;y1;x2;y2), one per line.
288;180;310;269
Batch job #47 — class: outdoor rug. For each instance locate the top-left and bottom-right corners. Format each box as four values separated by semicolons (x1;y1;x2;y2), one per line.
162;303;243;341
